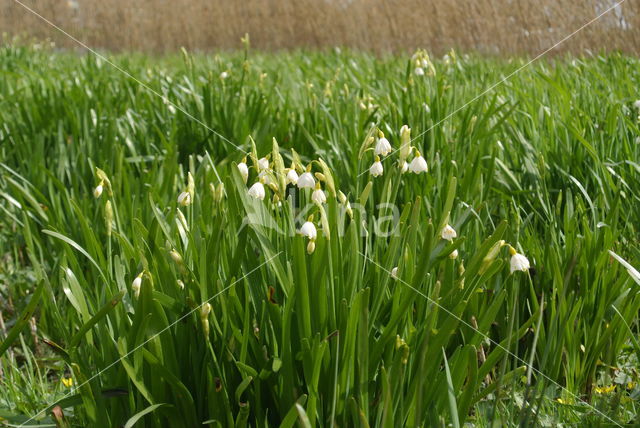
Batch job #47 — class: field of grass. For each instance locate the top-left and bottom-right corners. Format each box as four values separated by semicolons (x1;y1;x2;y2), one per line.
1;42;640;426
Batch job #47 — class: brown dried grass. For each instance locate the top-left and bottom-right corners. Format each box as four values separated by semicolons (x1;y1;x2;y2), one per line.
2;0;640;55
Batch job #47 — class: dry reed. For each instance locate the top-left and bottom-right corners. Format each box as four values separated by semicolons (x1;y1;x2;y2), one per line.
2;0;640;55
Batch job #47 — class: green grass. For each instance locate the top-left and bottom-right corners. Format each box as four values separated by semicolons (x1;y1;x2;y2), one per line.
1;42;639;426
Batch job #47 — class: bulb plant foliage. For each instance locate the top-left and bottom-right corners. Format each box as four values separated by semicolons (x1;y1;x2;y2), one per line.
0;43;639;427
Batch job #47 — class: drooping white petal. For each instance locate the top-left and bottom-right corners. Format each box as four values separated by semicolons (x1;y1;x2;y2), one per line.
409;155;428;174
286;169;299;185
237;162;249;183
414;67;425;76
391;267;398;280
441;224;457;241
510;253;530;273
300;221;317;240
248;182;266;200
312;189;327;204
297;172;315;189
449;249;459;259
370;161;384;177
375;138;392;156
258;157;270;171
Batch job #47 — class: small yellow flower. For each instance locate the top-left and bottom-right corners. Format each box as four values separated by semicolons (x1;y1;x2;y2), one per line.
594;385;616;394
61;377;73;388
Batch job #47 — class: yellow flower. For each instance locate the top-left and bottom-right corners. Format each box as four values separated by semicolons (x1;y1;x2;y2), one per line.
594;385;615;394
61;377;73;388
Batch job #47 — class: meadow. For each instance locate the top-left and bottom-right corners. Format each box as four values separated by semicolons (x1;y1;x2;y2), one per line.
0;42;640;426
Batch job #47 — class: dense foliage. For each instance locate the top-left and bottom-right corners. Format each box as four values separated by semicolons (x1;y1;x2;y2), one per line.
1;44;639;426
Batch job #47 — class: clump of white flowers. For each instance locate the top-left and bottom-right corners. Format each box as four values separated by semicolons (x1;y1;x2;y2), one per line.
411;49;436;77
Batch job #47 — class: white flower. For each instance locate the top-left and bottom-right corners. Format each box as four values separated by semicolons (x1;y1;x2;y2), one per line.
132;273;142;298
258;157;270;171
299;221;317;240
177;191;192;206
286;169;299;185
248;182;266;200
237;162;249;183
370;157;384;177
449;249;459;259
375;137;392;156
634;100;640;110
400;161;409;174
509;247;530;274
409;153;428;174
93;184;103;198
414;67;425;76
297;172;315;189
312;187;327;204
391;267;398;280
441;224;457;241
220;71;229;79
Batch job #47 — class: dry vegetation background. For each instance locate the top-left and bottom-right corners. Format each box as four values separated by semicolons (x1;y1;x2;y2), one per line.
2;0;640;54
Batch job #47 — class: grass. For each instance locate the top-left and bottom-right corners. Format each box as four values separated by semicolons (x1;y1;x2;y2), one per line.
0;42;639;426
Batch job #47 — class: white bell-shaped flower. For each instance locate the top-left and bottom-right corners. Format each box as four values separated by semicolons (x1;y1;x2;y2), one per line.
441;224;457;241
311;183;326;204
258;157;270;171
237;162;249;183
286;169;299;185
297;171;315;189
300;221;317;240
391;267;398;280
375;137;392;156
248;181;266;200
370;157;384;177
409;152;428;174
414;67;425;76
449;249;459;259
509;246;530;273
